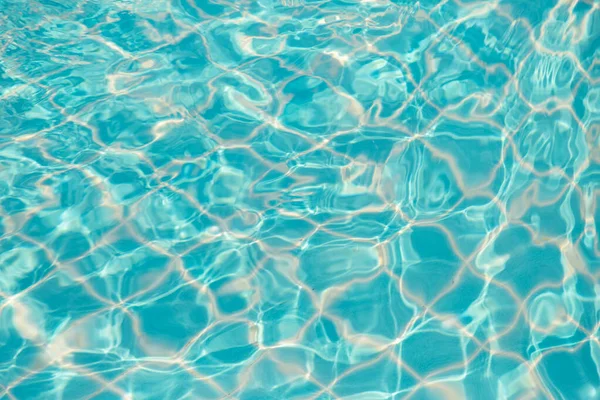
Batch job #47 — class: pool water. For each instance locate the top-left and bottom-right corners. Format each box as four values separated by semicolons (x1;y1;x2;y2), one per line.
1;0;600;399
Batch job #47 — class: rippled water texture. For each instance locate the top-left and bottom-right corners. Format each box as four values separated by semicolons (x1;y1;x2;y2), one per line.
1;0;600;398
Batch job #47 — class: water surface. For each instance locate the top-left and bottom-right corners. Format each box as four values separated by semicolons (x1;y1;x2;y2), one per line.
1;0;600;399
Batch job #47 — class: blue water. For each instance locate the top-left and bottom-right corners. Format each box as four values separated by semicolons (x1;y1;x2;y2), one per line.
1;0;599;399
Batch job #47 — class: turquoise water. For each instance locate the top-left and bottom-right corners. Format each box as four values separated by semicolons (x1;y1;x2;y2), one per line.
0;0;599;398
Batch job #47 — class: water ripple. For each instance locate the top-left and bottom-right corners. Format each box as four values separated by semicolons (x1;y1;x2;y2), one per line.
0;0;599;399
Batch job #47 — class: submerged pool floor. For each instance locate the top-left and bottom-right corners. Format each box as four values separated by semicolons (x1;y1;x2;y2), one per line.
1;0;600;399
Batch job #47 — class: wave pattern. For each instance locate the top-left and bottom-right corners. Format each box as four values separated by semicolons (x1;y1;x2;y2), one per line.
1;0;600;399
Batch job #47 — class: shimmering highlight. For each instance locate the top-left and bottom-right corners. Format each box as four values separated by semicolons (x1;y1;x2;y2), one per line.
0;0;599;399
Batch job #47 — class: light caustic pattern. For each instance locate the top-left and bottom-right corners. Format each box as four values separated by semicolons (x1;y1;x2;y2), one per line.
0;0;599;398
